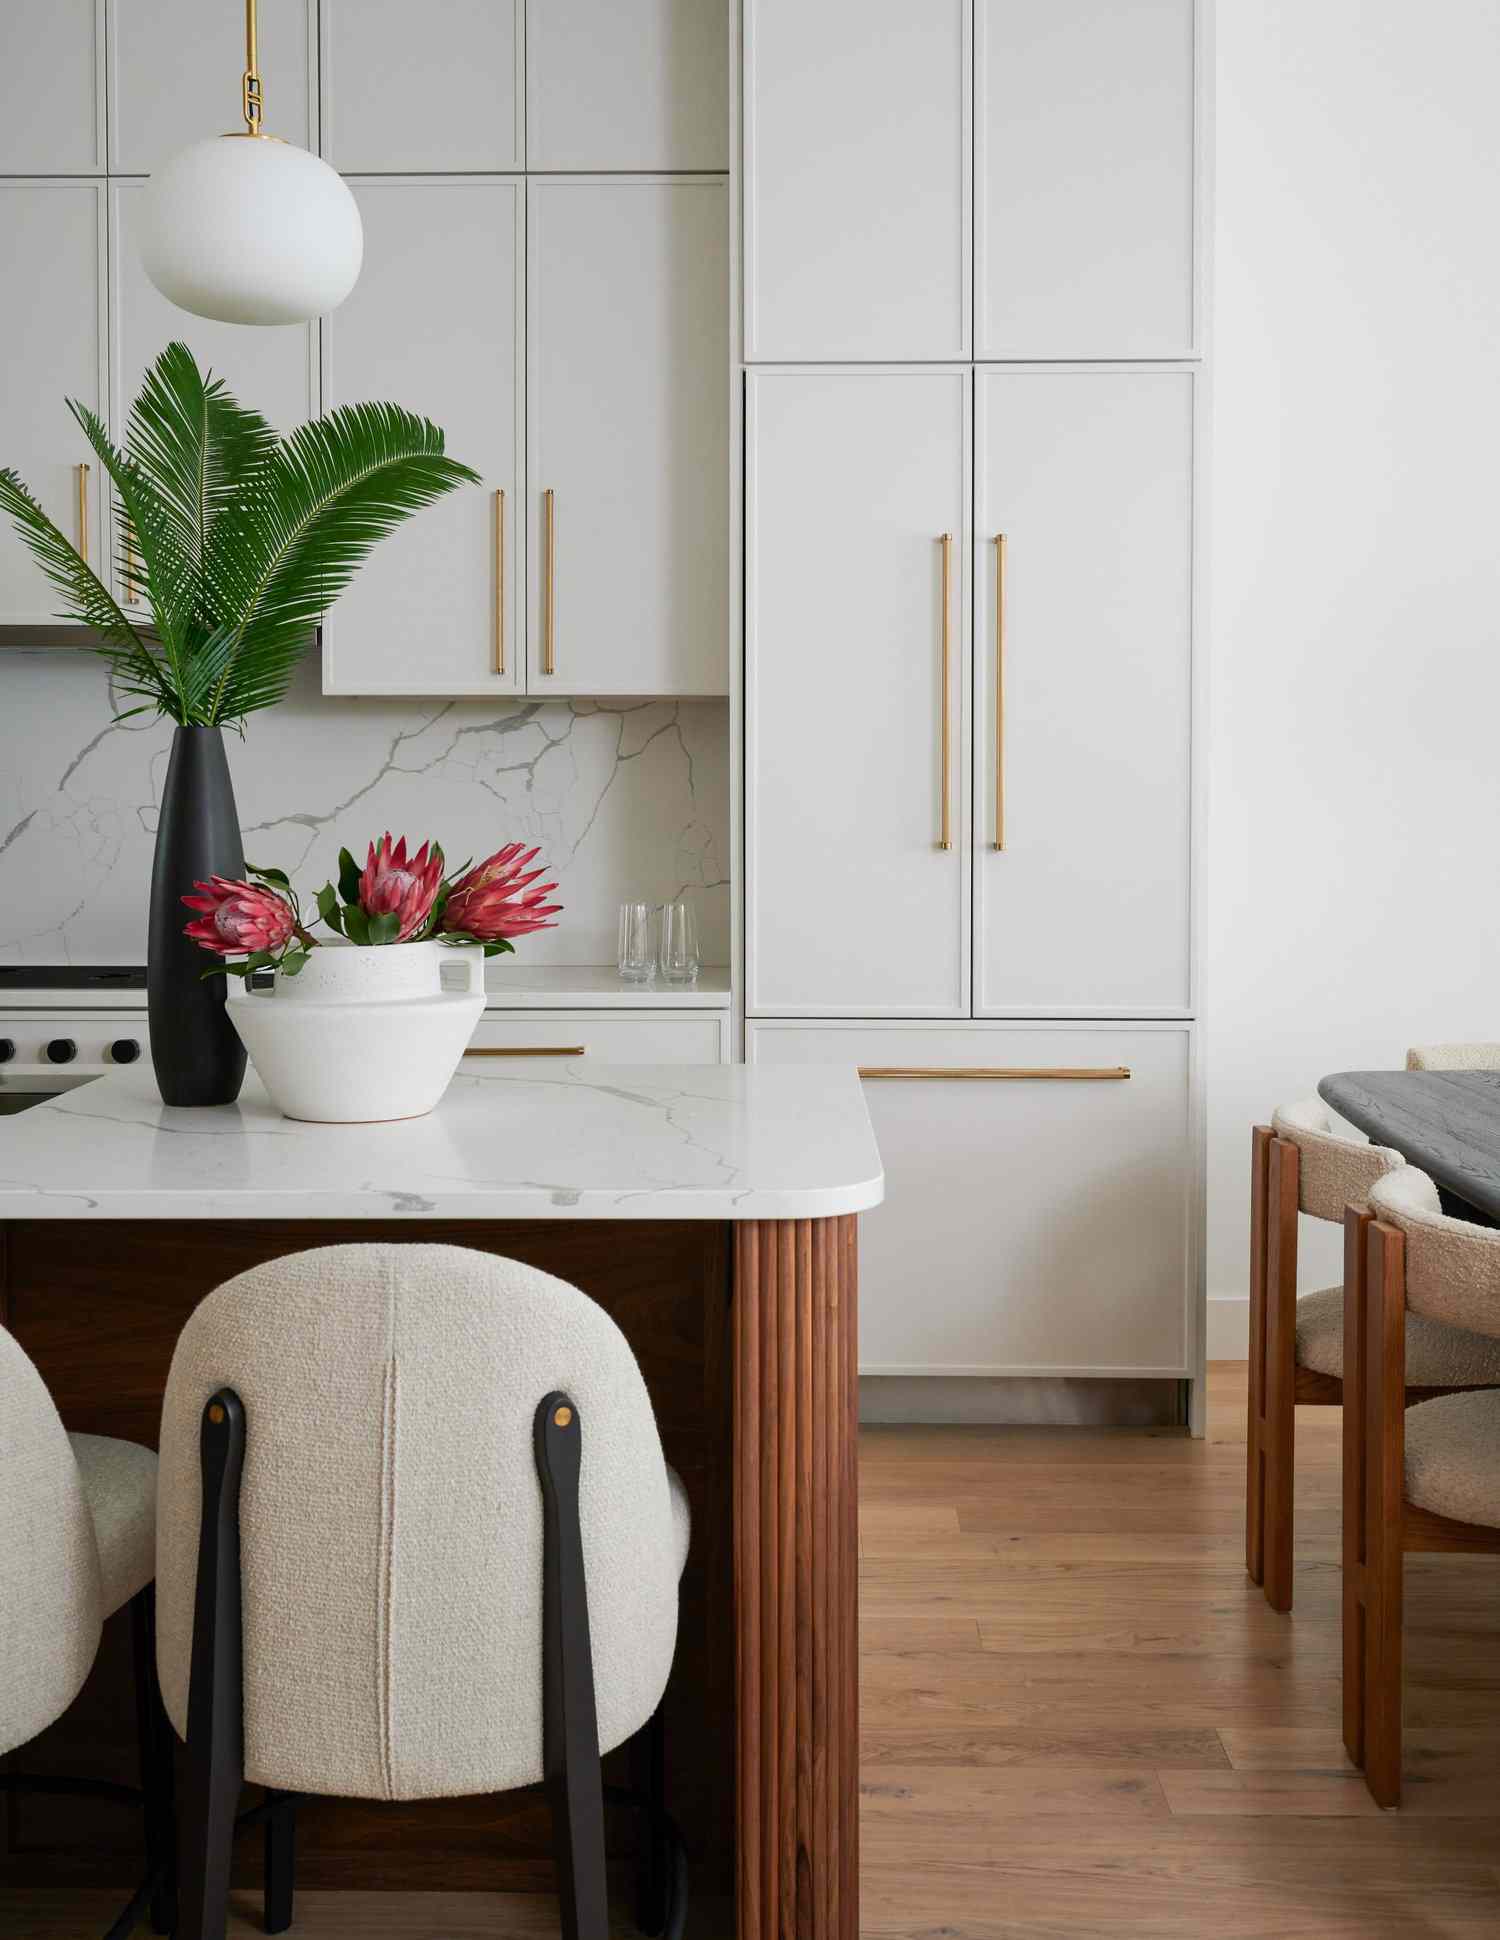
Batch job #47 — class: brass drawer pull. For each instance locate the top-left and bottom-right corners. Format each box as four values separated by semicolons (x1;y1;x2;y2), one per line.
993;532;1006;851
938;532;953;850
859;1066;1131;1082
76;462;89;564
465;1045;587;1058
542;487;556;676
493;488;505;675
124;520;141;606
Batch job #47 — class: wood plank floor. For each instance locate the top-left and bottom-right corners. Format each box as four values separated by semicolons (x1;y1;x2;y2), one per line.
13;1363;1500;1936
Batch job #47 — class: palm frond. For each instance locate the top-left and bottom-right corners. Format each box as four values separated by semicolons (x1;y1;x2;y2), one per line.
0;466;174;716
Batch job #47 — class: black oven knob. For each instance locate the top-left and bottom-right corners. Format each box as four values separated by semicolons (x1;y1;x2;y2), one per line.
46;1038;78;1064
0;1038;13;1063
110;1038;142;1064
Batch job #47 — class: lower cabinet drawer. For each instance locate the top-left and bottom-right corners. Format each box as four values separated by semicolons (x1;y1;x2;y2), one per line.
467;1012;728;1064
748;1022;1193;1376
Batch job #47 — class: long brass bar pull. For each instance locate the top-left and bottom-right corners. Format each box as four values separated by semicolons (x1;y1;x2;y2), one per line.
76;464;89;565
859;1066;1131;1082
993;533;1007;851
124;520;141;606
542;488;556;676
465;1045;587;1058
938;532;953;850
492;489;505;675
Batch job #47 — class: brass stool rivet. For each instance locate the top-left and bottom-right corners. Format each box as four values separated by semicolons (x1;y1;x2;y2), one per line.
554;1405;573;1429
208;1403;225;1424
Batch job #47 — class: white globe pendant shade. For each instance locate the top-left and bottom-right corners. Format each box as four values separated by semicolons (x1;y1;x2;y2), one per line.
141;136;363;326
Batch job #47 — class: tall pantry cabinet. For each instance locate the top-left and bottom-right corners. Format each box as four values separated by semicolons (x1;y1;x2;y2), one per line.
741;0;1206;1423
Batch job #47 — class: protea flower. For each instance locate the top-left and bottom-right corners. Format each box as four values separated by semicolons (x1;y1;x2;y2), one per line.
359;833;444;942
182;877;297;957
445;842;562;942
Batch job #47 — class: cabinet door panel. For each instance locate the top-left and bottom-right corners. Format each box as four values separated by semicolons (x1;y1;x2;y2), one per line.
744;0;969;361
747;370;969;1016
321;0;521;172
108;0;313;175
321;180;523;696
749;1022;1192;1376
527;0;727;170
0;0;104;173
527;178;728;697
0;185;107;628
974;369;1193;1015
976;0;1197;356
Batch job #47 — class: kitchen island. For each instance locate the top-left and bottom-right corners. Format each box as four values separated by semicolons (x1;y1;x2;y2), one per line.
0;1062;882;1940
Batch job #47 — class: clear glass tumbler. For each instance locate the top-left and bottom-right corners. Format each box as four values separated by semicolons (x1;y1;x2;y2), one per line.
659;899;701;985
617;901;656;983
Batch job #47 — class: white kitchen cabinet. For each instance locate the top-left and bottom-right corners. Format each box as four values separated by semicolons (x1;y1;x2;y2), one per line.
0;1;104;174
746;368;970;1017
321;179;523;697
976;0;1197;358
527;0;728;170
320;0;521;172
973;367;1195;1016
749;1021;1193;1376
743;0;970;362
466;1012;729;1063
107;0;314;176
527;178;729;696
0;185;108;629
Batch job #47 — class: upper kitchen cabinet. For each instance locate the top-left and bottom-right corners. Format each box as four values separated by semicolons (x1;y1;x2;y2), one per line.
320;0;522;173
743;0;970;362
527;178;729;696
0;1;105;174
974;367;1194;1015
107;0;315;175
0;185;108;629
746;369;971;1016
526;0;728;171
976;0;1198;357
322;179;523;697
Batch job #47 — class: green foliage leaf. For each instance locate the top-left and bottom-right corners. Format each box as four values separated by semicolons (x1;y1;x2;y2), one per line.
315;882;344;933
246;863;291;888
338;847;362;905
367;910;401;946
342;904;371;947
278;948;309;977
482;940;515;957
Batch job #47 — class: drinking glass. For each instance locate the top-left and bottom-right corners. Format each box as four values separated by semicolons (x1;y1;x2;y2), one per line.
659;899;701;985
618;901;656;983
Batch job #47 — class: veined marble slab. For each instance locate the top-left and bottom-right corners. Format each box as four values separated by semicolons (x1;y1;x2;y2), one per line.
0;1065;883;1222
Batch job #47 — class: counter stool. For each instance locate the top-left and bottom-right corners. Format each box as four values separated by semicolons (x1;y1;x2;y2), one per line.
1344;1167;1500;1804
1406;1043;1500;1070
156;1242;693;1940
0;1324;175;1938
1246;1101;1500;1610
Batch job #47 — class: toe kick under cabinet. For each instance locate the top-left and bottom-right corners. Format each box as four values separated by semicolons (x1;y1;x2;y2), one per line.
748;1022;1194;1378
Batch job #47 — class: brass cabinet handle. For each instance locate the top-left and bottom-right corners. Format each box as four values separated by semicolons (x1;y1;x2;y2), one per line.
993;533;1007;851
464;1045;587;1058
938;532;953;850
542;487;556;676
859;1066;1131;1082
124;519;141;606
76;463;89;565
492;488;505;675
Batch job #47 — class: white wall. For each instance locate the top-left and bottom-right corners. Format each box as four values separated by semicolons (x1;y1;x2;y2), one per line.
1206;0;1500;1346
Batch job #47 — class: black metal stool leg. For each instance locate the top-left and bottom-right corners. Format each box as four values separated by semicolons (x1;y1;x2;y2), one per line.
630;1708;668;1936
129;1584;178;1935
264;1792;296;1933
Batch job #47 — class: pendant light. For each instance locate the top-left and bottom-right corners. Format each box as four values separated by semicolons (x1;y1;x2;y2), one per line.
139;0;362;327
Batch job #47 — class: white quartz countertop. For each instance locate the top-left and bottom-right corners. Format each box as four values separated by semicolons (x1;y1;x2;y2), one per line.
0;1064;883;1223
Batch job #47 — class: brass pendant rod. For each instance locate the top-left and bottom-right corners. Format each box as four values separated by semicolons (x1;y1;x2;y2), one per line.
241;0;264;135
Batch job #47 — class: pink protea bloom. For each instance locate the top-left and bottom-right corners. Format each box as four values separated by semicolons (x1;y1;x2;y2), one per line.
182;877;296;957
359;832;444;942
445;842;562;942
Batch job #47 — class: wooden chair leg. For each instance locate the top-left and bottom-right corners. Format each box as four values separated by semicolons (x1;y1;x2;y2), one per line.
1246;1127;1271;1586
178;1390;247;1940
129;1583;177;1935
1361;1222;1406;1807
1261;1136;1300;1612
535;1391;609;1940
264;1794;296;1934
1342;1207;1370;1769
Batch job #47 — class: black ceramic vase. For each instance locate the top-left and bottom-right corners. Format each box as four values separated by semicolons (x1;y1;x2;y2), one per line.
147;725;248;1106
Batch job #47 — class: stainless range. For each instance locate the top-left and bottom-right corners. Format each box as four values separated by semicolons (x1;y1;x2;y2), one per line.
0;967;149;1115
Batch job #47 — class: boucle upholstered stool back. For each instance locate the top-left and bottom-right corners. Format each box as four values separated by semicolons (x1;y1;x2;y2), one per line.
1271;1098;1404;1224
156;1242;682;1801
1406;1044;1500;1071
1369;1169;1500;1339
0;1325;104;1755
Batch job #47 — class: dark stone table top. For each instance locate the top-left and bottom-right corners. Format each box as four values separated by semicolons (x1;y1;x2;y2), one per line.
1319;1069;1500;1221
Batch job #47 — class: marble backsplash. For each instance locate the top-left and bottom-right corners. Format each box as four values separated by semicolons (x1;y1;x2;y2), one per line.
0;650;730;967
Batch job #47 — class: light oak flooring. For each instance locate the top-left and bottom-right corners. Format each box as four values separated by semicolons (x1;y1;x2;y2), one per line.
13;1363;1500;1936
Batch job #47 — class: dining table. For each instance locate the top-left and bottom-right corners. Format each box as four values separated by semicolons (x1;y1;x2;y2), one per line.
1318;1068;1500;1224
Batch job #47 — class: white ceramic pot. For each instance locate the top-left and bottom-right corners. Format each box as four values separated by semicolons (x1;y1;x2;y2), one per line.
227;940;486;1123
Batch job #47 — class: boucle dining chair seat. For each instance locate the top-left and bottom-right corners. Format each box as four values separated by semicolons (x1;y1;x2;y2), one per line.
1294;1285;1500;1384
157;1241;688;1803
1404;1390;1500;1526
68;1432;159;1619
1406;1043;1500;1071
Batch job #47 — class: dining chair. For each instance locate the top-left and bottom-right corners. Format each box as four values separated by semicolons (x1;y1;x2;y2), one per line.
1406;1043;1500;1070
156;1242;692;1940
0;1324;175;1939
1246;1101;1500;1611
1343;1166;1500;1805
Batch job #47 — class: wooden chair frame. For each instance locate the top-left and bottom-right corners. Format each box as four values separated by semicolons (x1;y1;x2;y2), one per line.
1341;1207;1500;1806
